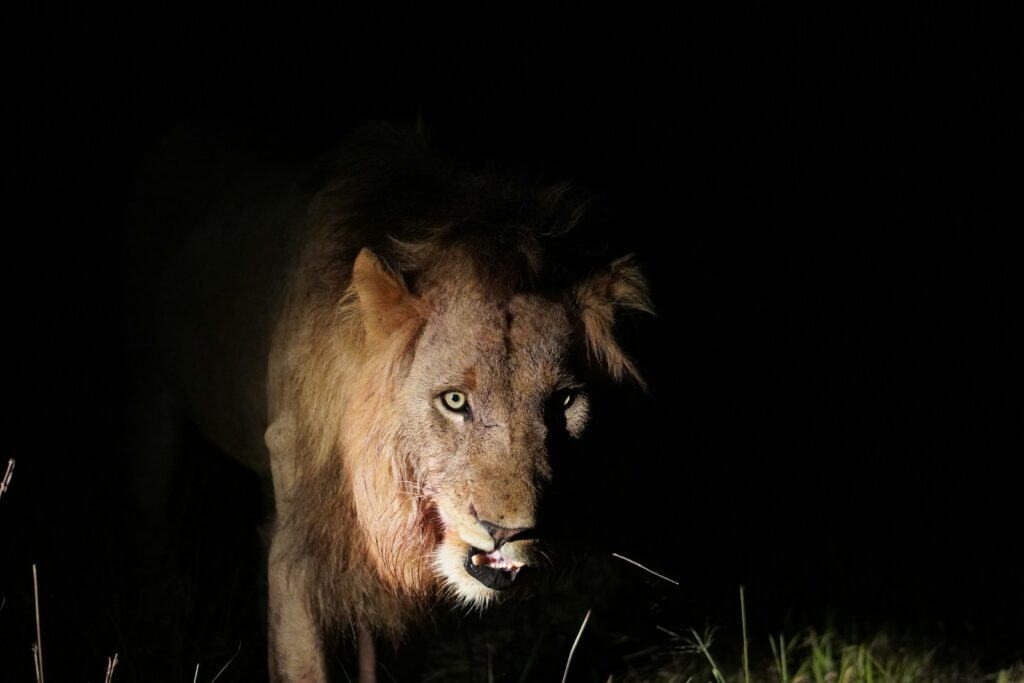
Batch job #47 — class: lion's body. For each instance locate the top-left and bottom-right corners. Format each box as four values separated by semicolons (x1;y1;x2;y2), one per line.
132;126;649;682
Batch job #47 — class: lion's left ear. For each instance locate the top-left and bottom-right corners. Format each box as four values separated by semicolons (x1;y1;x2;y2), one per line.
574;255;653;386
351;247;423;345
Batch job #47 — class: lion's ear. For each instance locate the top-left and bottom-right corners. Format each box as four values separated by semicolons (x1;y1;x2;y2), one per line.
351;248;422;344
574;255;653;386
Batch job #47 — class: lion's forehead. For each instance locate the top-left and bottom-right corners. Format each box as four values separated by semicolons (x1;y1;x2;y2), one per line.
506;293;572;350
504;295;574;387
416;291;575;393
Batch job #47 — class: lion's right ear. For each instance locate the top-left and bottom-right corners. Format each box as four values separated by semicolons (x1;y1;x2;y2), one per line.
351;248;423;345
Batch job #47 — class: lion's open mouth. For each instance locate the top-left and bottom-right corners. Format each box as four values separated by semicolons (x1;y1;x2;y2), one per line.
463;547;524;591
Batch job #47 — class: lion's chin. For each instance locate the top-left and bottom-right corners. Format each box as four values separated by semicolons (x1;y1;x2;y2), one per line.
432;539;501;607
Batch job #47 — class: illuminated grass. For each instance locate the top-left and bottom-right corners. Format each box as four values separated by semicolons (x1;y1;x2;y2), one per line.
419;571;1023;683
617;586;1024;683
633;629;1024;683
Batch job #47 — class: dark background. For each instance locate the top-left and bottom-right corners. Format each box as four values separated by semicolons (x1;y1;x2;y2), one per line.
4;7;1018;681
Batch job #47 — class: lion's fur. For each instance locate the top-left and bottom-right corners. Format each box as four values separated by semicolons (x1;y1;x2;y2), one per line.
141;125;650;680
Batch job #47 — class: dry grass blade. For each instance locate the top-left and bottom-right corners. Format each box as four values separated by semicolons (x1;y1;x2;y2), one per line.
1;458;14;501
104;653;119;683
33;564;44;683
611;552;679;586
562;609;592;683
740;585;750;683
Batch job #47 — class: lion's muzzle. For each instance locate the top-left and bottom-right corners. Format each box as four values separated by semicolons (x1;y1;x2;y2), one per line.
462;520;535;590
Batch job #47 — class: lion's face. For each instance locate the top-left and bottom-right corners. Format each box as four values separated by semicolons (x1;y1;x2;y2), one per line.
398;285;588;605
347;247;648;609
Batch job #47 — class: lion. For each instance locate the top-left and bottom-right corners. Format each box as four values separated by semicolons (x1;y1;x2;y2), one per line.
133;125;651;682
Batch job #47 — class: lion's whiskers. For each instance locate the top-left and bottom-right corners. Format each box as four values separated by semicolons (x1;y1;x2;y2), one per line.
397;479;439;503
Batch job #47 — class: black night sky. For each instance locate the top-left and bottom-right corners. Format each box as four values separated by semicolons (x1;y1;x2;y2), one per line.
3;7;1019;682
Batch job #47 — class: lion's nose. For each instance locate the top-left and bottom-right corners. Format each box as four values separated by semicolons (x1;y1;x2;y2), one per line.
479;520;534;547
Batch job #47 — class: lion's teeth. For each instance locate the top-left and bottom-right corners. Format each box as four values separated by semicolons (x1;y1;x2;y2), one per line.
471;550;526;571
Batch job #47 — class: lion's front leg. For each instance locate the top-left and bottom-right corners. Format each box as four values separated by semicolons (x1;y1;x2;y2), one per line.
266;416;328;683
268;527;328;683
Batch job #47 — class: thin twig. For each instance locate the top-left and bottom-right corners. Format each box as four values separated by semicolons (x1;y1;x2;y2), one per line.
562;609;592;683
611;553;679;585
517;627;549;683
193;664;200;683
33;564;44;683
0;458;14;500
209;641;242;683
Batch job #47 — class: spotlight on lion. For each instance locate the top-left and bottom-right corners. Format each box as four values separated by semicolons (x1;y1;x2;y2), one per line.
129;123;653;682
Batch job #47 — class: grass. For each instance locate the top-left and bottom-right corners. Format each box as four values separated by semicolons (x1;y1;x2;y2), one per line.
417;562;1023;683
33;564;44;683
562;609;592;683
0;458;14;501
645;628;1024;683
8;545;1024;682
5;451;1020;682
610;585;1024;683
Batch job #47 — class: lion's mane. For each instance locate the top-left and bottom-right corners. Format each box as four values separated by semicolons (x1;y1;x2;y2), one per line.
264;127;650;645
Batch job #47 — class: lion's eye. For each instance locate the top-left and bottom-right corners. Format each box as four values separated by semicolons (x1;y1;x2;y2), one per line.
441;391;468;412
558;390;576;410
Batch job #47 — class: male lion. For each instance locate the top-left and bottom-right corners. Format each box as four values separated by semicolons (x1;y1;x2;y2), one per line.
133;126;650;682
